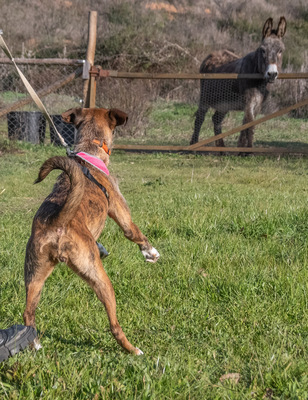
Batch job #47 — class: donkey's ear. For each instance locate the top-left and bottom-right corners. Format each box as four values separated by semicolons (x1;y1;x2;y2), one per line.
61;108;84;126
276;16;287;38
108;109;128;129
262;18;273;39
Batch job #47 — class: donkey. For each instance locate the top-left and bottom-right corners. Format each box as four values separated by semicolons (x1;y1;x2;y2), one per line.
190;17;287;148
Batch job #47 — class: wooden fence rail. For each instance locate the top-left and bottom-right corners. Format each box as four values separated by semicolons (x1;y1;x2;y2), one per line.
0;9;307;155
92;67;308;155
0;58;84;65
113;144;306;154
98;69;308;80
188;96;308;150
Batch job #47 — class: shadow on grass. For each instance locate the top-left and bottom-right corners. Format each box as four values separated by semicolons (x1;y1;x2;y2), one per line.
254;140;308;149
0;139;24;155
40;329;117;353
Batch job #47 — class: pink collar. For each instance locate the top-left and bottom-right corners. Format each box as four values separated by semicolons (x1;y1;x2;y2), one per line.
75;152;109;175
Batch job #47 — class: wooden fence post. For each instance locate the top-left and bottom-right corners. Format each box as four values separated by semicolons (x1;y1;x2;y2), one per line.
83;11;97;108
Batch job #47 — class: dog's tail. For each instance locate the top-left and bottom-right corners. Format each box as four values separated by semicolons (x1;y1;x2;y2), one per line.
35;156;85;226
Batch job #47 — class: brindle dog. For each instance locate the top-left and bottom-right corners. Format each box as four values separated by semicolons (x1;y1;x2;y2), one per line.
23;107;160;355
190;17;287;148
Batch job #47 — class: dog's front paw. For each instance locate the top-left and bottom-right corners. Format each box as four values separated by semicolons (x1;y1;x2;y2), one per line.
134;347;144;356
141;247;160;263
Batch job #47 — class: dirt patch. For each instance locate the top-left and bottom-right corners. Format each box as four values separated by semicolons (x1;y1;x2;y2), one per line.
0;141;23;156
145;2;211;19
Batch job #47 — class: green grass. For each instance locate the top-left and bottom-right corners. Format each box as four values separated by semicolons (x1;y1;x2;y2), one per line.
0;91;27;104
1;95;308;150
0;139;307;399
0;92;80;115
113;101;308;150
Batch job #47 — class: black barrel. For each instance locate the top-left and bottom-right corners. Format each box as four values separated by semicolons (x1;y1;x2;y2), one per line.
50;115;76;147
7;111;46;144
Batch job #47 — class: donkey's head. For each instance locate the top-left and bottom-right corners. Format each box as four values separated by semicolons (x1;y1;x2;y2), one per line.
258;17;287;83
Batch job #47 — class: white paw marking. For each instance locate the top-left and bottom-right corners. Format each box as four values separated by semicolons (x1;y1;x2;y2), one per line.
135;347;144;355
142;247;160;263
33;339;42;351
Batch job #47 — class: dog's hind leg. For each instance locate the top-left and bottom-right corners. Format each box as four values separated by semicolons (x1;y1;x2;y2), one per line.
23;243;56;349
108;191;160;263
67;235;143;355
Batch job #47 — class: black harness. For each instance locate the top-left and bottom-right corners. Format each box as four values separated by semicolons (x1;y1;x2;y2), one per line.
79;164;109;202
69;153;109;202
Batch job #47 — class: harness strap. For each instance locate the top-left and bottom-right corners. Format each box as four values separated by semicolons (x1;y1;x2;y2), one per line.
80;165;109;202
92;139;111;156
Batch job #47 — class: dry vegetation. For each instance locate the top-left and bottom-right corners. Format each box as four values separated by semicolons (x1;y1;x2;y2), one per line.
1;0;308;131
2;0;308;70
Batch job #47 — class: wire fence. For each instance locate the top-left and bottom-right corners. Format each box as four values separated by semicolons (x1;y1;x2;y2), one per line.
0;59;308;153
0;61;83;145
95;72;308;153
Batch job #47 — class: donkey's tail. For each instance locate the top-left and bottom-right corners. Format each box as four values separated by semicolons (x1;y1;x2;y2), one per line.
35;156;84;226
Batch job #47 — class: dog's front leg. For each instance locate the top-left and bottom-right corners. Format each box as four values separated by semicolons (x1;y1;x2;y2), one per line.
108;192;160;263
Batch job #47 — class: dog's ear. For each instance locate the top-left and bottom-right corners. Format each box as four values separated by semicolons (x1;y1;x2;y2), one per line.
108;109;128;129
61;108;84;126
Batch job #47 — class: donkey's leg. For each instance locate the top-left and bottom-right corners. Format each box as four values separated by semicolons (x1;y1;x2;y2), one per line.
238;128;248;147
238;107;253;148
191;104;209;145
239;94;261;149
244;111;255;148
212;111;227;147
247;128;255;148
67;233;143;355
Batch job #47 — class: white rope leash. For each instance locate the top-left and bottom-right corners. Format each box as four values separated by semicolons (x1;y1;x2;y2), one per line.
0;31;70;151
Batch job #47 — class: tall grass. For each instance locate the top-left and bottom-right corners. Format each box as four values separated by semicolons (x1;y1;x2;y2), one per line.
0;140;307;399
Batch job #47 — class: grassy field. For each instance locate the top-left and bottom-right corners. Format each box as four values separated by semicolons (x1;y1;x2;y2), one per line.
0;137;307;399
113;101;308;150
2;97;308;151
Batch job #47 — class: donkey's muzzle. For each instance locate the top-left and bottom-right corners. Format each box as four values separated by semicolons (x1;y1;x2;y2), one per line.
265;64;278;83
267;71;278;82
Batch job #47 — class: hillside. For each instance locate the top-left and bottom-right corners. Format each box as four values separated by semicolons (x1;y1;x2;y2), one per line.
1;0;308;71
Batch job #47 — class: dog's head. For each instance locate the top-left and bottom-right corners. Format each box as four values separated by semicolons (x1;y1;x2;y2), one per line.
62;107;128;162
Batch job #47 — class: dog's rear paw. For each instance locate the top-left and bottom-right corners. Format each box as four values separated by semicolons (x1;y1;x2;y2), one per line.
142;247;160;263
97;242;109;259
31;337;42;351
